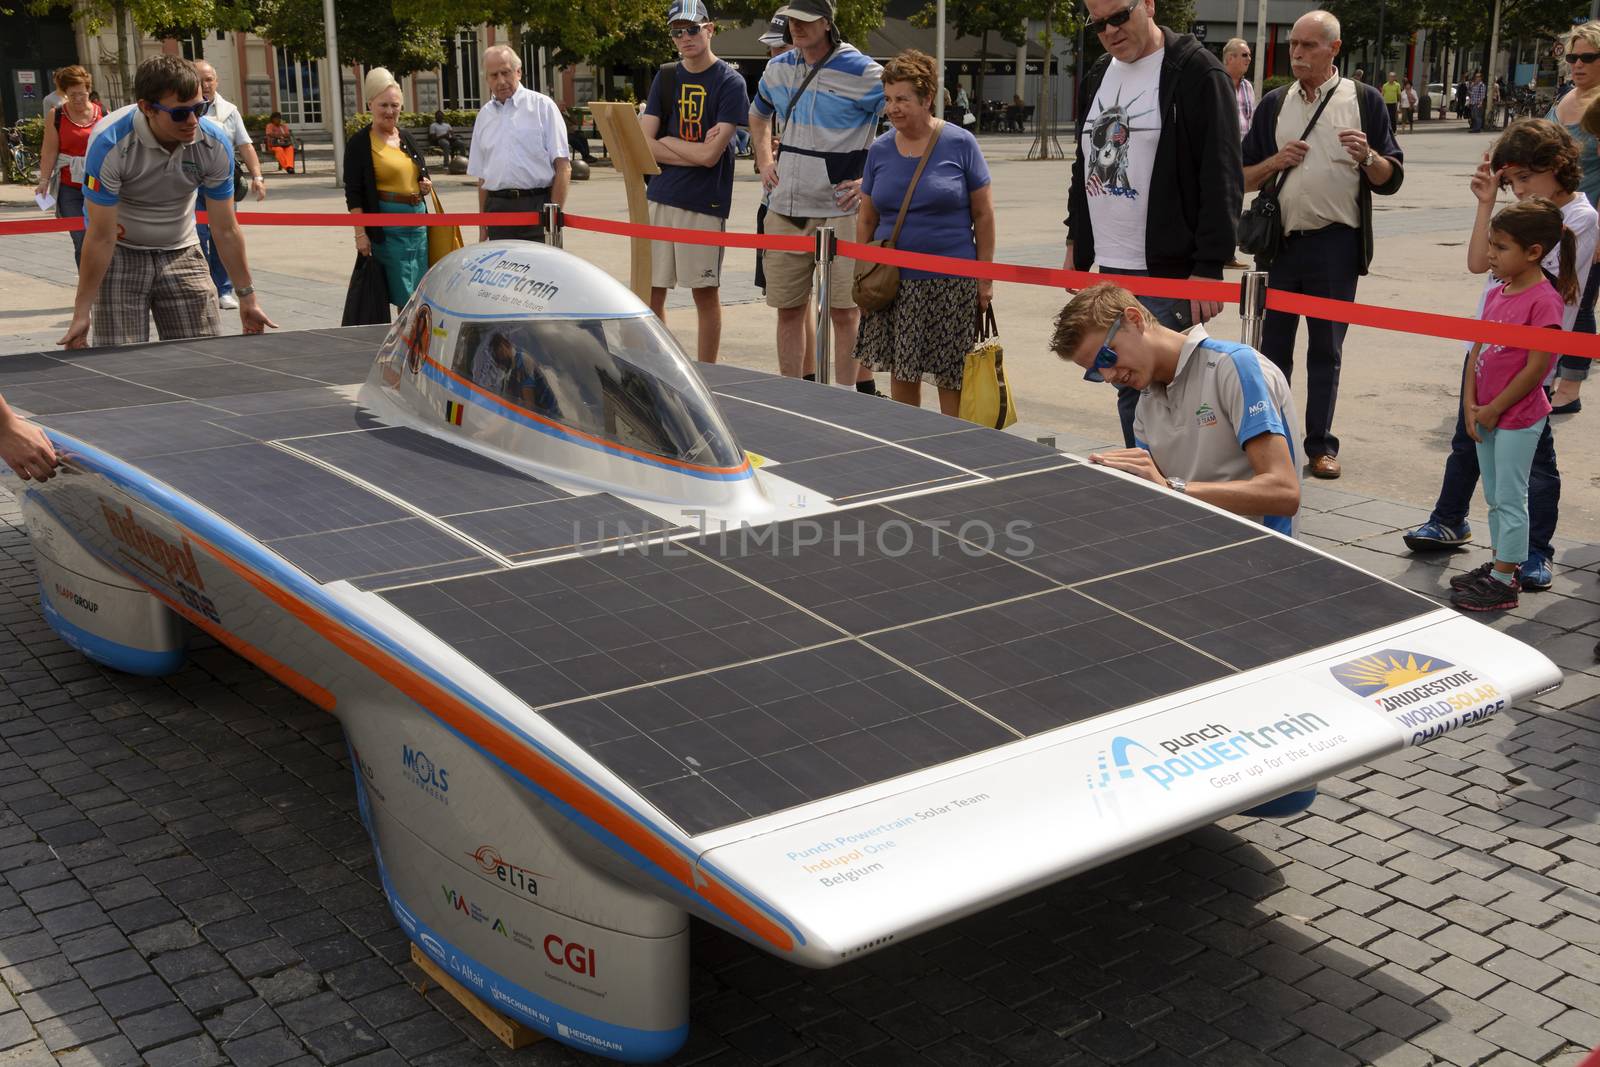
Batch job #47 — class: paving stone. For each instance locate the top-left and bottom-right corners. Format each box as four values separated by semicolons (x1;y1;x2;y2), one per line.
0;1012;35;1053
150;942;227;984
1411;1020;1500;1065
1346;1033;1434;1067
142;1033;227;1067
302;1017;386;1065
75;948;149;991
30;1005;118;1054
0;954;75;994
117;1001;202;1052
1483;981;1565;1027
55;1034;142;1067
16;978;96;1024
1546;1007;1600;1047
222;1026;308;1067
97;974;177;1020
174;969;255;1015
202;998;282;1043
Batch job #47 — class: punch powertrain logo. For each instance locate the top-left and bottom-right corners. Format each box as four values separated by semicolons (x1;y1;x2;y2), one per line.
1331;649;1452;698
466;844;546;897
401;745;450;805
1087;714;1336;796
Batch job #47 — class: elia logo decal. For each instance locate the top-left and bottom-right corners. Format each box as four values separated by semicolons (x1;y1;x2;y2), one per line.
1329;648;1504;744
402;746;450;805
466;844;545;897
1088;712;1341;800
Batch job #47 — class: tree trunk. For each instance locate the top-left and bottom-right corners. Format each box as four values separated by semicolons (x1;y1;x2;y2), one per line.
977;30;987;120
113;0;133;109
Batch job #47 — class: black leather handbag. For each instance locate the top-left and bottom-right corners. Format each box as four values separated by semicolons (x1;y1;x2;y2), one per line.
1238;78;1340;266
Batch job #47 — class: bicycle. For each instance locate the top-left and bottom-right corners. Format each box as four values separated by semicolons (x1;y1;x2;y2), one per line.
5;123;38;186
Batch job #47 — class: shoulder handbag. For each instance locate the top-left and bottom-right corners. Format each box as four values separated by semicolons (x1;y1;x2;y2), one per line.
1237;77;1340;266
426;187;463;266
959;305;1017;430
851;120;944;313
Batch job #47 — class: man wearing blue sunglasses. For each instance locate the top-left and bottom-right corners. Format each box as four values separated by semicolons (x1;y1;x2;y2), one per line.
61;54;275;349
1052;282;1301;536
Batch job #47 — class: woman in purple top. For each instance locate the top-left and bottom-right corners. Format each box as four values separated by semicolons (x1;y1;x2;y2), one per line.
853;50;995;415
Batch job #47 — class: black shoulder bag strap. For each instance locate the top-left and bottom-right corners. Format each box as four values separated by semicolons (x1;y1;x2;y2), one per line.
1265;76;1341;201
656;62;680;130
782;44;838;128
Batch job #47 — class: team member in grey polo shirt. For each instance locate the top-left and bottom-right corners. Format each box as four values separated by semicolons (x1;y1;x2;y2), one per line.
60;55;275;349
1052;282;1301;536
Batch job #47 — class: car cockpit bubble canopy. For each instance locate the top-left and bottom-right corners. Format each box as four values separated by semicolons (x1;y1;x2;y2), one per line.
363;242;754;505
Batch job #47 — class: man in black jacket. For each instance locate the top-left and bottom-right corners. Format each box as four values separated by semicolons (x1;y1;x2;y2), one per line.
1242;10;1402;480
1066;0;1243;447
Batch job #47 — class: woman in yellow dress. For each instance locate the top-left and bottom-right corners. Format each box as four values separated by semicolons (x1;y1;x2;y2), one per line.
344;68;433;308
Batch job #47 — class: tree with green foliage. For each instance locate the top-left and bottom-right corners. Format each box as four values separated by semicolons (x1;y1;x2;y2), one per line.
909;0;1031;113
715;0;886;47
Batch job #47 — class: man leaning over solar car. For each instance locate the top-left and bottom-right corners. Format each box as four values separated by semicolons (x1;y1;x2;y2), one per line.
1052;283;1302;537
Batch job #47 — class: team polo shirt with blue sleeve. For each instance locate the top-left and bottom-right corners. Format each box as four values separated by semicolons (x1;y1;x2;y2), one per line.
752;43;885;218
82;105;235;250
1133;326;1302;537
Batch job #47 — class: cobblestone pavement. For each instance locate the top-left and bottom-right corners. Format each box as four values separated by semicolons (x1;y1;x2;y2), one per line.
0;468;1596;1067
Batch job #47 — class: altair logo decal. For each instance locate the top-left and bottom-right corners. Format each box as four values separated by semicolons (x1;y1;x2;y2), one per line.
1330;649;1452;698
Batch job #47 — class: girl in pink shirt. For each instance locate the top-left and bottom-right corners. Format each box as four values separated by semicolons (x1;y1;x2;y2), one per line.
1453;198;1578;612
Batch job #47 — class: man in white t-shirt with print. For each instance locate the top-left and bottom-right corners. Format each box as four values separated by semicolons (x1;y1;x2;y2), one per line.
1065;0;1242;449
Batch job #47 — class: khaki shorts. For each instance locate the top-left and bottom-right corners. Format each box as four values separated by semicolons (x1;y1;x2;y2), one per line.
762;212;856;310
650;204;725;289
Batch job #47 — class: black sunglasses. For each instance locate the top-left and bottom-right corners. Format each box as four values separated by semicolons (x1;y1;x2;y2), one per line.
147;99;211;121
1086;0;1140;36
1567;51;1600;65
669;23;706;37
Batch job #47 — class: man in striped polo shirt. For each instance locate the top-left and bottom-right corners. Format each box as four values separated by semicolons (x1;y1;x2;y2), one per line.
749;0;885;390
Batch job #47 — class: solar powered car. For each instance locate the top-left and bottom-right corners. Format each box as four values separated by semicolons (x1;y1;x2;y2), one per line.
7;242;1560;1061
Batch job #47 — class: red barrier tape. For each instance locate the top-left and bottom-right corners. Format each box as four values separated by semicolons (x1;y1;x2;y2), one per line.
5;206;1597;358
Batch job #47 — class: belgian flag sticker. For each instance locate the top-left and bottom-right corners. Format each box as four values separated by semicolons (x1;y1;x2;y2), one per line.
444;400;465;426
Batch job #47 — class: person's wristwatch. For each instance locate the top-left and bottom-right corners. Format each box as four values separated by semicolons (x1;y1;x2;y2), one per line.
234;285;255;299
1165;476;1188;494
1362;149;1378;167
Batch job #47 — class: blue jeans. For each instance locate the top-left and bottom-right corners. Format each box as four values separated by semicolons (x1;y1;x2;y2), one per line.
1558;266;1599;382
1098;266;1192;447
1477;418;1547;568
1427;354;1559;563
57;182;86;266
194;200;232;298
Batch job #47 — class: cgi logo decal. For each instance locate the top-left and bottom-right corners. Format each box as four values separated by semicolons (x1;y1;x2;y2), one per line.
401;746;450;805
1329;648;1503;745
466;844;546;897
1088;713;1338;794
545;935;597;977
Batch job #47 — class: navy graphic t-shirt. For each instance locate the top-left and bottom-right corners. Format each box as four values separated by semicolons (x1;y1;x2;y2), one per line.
644;59;750;219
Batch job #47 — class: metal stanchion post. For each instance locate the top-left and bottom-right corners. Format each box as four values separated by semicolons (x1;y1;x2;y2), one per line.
1239;270;1268;350
813;225;835;385
541;203;564;249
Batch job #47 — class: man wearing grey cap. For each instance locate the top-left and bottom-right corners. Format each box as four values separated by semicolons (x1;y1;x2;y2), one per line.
641;0;750;362
749;0;885;389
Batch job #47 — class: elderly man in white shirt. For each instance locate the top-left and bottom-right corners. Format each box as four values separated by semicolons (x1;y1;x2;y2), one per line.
193;60;265;309
467;45;571;242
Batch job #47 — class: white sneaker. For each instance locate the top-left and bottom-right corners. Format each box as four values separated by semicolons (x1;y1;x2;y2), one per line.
219;293;240;309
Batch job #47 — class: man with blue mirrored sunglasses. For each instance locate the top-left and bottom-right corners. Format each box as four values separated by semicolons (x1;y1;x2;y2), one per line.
63;54;275;349
1053;282;1302;536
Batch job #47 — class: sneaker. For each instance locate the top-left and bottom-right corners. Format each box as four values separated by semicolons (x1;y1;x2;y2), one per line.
1520;554;1552;591
1403;520;1472;552
218;292;240;309
1451;571;1521;612
1449;562;1493;592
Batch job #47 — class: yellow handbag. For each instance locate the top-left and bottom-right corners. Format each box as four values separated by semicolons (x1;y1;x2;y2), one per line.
959;305;1017;430
427;187;463;266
